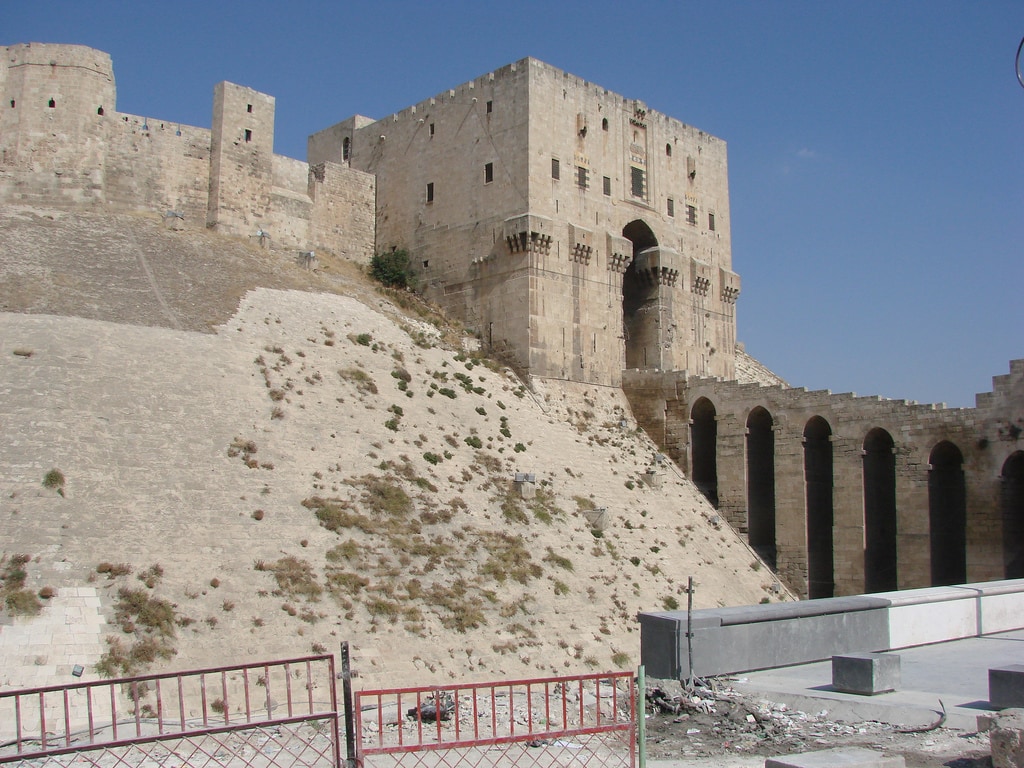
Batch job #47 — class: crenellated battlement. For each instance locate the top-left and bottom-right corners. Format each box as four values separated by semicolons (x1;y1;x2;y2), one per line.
0;42;375;262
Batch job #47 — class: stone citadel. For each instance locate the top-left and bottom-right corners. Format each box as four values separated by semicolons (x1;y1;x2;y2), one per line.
1;42;1021;597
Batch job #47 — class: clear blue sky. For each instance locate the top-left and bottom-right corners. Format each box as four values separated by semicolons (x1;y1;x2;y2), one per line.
5;1;1022;407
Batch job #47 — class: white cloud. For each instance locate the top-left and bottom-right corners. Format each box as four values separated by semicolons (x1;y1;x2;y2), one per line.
796;147;818;160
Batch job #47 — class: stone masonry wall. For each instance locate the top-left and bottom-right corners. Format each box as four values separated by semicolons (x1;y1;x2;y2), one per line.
0;43;375;260
308;161;375;263
623;361;1024;597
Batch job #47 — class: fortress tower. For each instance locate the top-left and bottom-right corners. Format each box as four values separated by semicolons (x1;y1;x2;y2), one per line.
0;43;115;199
207;82;276;237
310;58;740;387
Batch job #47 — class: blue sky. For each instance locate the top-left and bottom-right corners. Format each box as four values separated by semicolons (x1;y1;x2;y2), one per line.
5;1;1022;407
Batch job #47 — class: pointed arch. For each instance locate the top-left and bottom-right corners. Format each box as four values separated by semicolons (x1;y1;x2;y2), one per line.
804;416;834;598
746;406;776;569
690;397;718;507
863;428;897;592
621;220;659;369
1002;451;1024;578
928;441;966;585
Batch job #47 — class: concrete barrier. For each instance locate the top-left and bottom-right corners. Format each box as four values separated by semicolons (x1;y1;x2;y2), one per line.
639;579;1024;680
991;666;1024;709
832;653;901;695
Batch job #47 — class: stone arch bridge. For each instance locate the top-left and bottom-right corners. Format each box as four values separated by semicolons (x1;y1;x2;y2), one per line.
623;359;1024;598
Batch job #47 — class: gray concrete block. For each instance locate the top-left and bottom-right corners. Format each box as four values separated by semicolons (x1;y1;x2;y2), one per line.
990;665;1024;709
765;746;905;768
832;653;901;695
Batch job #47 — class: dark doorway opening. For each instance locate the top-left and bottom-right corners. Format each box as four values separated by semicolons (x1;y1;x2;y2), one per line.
804;416;834;598
863;428;898;593
928;441;966;586
621;220;658;370
691;397;718;507
1002;451;1024;578
747;407;776;569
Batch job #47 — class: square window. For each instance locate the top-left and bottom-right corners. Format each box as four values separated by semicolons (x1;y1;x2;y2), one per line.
667;198;675;217
246;104;253;113
485;162;494;184
426;182;434;203
686;205;697;225
486;100;493;114
708;212;716;231
576;166;589;190
630;166;646;198
551;158;560;180
603;176;611;196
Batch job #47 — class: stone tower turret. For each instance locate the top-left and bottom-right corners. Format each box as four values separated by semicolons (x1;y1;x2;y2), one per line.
207;81;275;237
0;43;115;199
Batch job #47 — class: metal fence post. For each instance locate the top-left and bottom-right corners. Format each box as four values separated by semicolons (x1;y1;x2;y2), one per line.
637;665;646;768
341;642;357;768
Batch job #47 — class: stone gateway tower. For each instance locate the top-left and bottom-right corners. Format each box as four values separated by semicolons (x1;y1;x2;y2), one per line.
309;58;740;387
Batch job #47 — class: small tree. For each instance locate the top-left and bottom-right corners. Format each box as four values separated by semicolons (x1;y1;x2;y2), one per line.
369;249;415;289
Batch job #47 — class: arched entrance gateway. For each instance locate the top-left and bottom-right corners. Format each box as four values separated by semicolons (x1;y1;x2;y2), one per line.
621;220;659;370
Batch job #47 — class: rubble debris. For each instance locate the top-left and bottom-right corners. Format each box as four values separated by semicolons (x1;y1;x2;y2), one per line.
406;692;455;723
643;678;989;765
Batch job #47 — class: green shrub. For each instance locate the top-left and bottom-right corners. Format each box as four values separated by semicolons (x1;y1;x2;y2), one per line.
464;435;482;449
42;468;65;495
370;249;415;289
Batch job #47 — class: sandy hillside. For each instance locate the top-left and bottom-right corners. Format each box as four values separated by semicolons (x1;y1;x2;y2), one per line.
0;206;785;690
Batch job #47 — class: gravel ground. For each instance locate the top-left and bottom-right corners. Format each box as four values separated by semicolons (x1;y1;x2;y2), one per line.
643;679;992;768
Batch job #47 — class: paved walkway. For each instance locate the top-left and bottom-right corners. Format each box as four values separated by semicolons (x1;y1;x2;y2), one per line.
728;629;1024;730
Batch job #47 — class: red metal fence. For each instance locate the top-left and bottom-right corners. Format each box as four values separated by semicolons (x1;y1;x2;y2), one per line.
355;671;635;768
0;654;340;768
